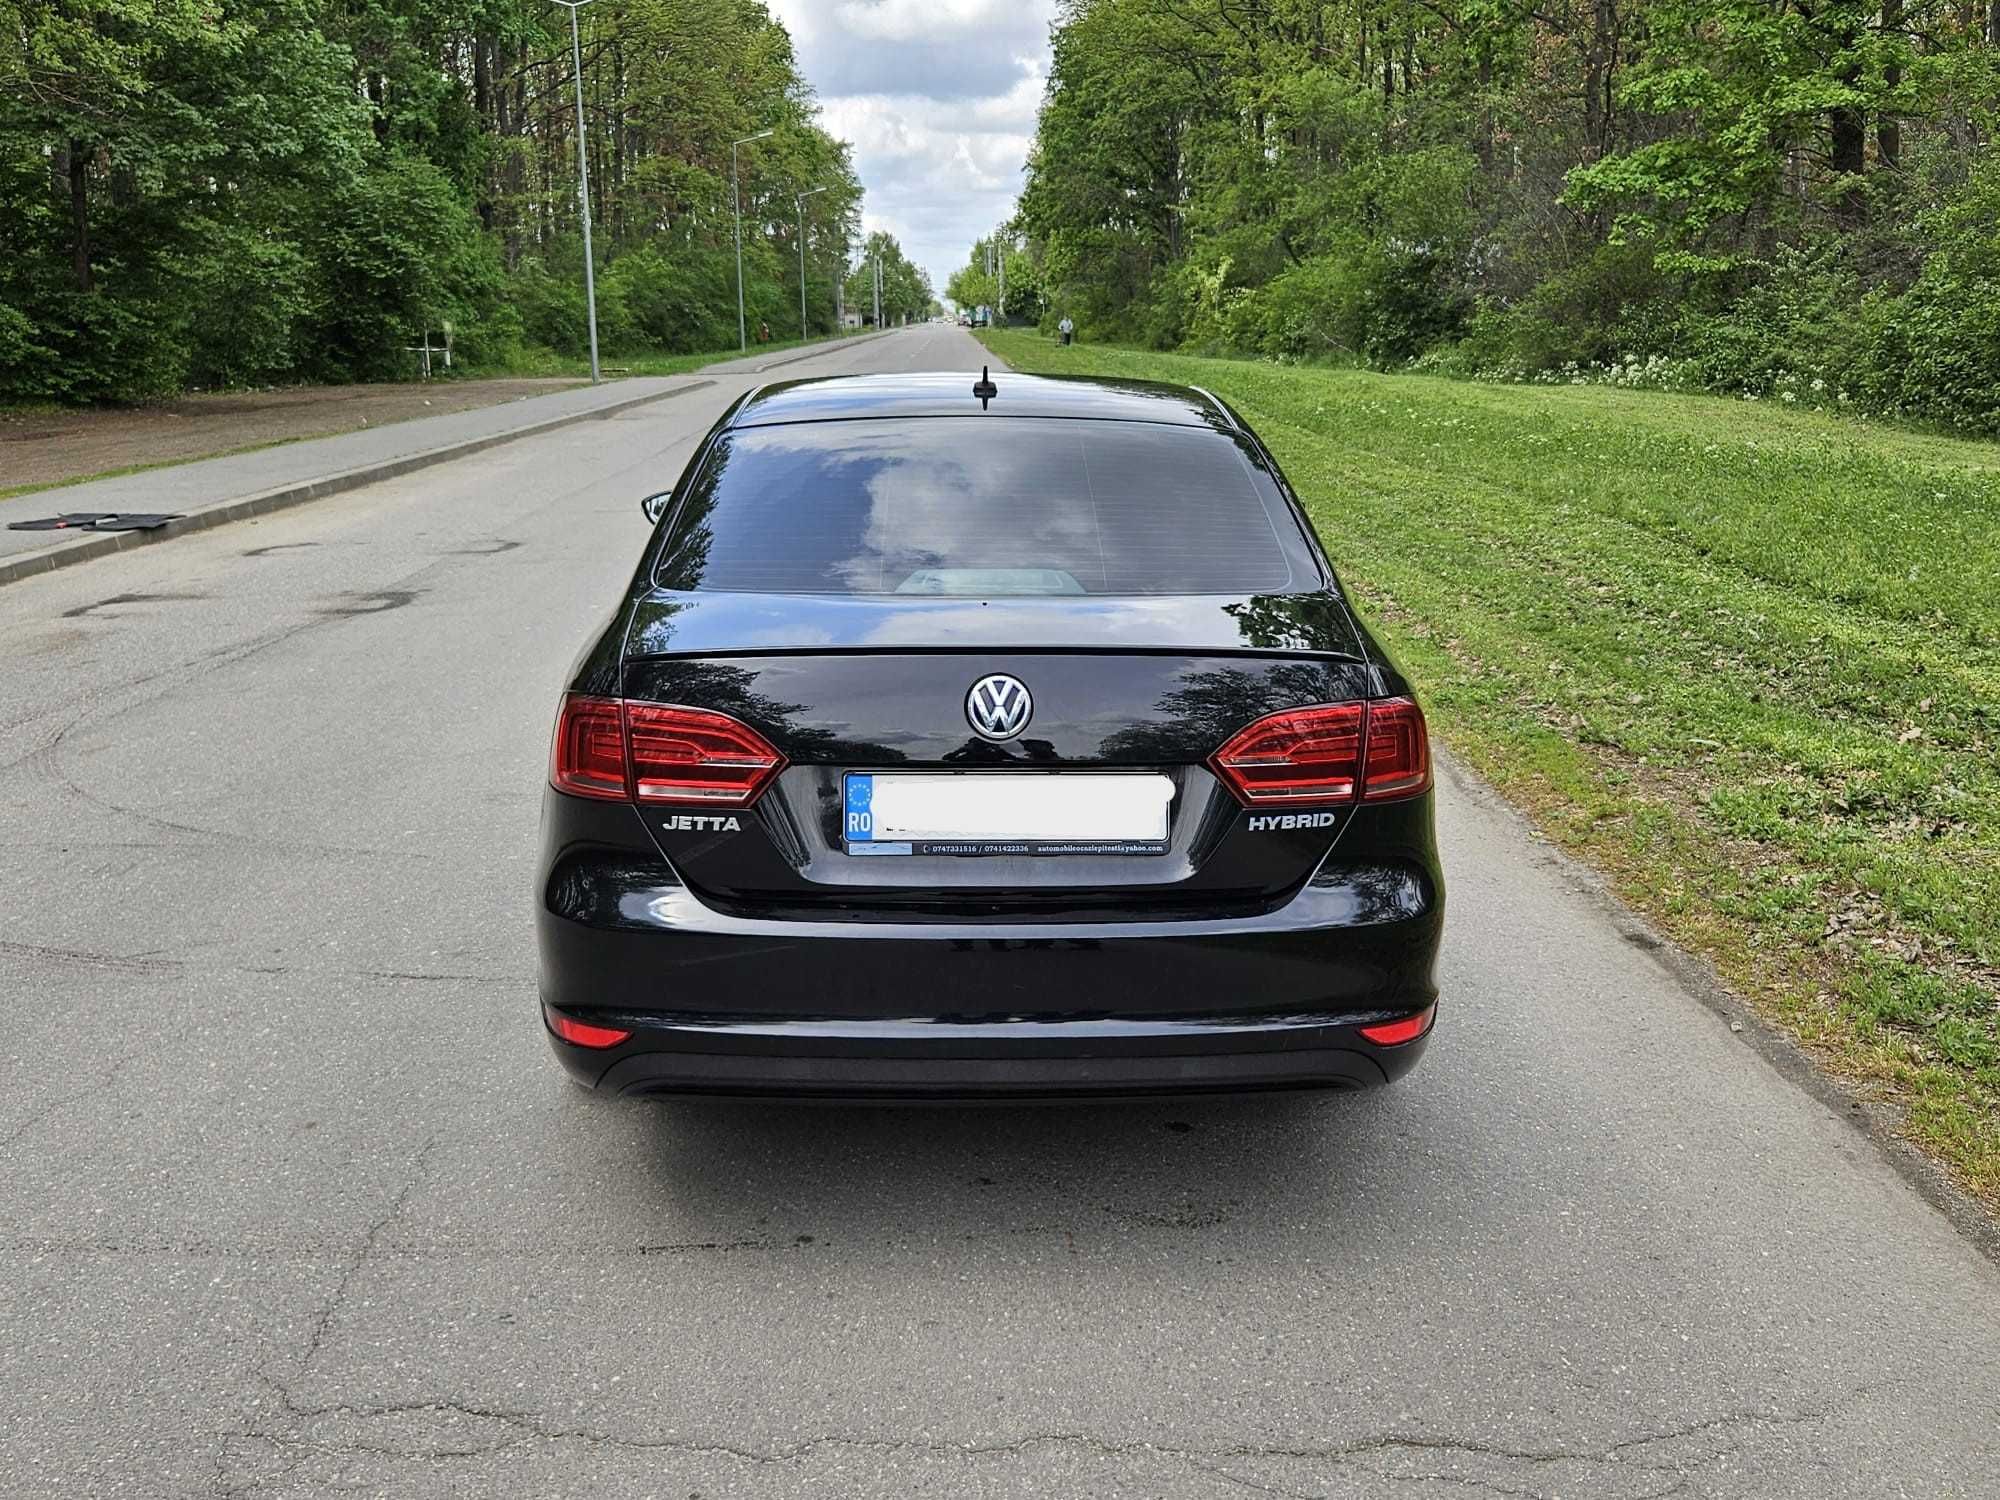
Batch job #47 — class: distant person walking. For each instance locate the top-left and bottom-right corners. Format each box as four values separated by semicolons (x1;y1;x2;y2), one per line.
1058;315;1074;347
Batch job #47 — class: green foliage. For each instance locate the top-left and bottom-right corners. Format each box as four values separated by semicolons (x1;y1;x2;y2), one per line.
601;243;736;353
1013;0;2000;437
22;289;192;403
0;303;50;376
945;235;1044;324
302;153;510;382
177;223;319;389
1455;239;1680;372
1850;151;2000;435
504;256;597;360
844;231;933;325
0;0;860;401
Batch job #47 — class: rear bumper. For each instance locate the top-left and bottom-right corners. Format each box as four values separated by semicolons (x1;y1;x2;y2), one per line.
537;862;1441;1098
556;1015;1425;1098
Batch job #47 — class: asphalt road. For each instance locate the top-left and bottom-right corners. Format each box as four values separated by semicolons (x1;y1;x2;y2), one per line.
2;323;1996;1499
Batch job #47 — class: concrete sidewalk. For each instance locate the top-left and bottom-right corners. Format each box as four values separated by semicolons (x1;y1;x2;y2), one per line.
0;331;890;586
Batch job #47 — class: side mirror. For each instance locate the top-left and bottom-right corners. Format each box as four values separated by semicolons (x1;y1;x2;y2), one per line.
640;490;673;526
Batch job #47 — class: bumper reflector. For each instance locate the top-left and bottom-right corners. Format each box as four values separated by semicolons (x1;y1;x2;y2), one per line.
545;1007;632;1049
1358;1003;1436;1047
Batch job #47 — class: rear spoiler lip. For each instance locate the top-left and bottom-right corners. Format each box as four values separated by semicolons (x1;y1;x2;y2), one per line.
621;586;1374;664
622;643;1371;664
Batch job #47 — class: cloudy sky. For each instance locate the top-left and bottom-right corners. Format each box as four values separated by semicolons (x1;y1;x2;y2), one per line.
765;0;1058;304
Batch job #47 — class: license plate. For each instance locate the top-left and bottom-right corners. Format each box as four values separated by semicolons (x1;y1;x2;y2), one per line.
842;773;1173;856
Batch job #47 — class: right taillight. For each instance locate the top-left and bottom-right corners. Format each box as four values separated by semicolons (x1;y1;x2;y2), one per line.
549;695;785;807
1359;697;1431;800
1210;697;1431;806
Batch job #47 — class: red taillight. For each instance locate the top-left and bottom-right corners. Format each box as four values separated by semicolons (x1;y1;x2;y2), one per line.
551;695;628;800
1359;1003;1436;1046
545;1006;632;1049
1209;702;1366;804
624;702;785;806
1362;698;1431;800
1209;697;1431;807
549;695;785;807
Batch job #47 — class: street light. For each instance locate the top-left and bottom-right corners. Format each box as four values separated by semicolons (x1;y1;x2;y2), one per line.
731;129;774;352
795;186;827;341
549;0;601;383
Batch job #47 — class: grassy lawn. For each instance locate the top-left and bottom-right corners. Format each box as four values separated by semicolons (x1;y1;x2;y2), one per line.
984;328;2000;1207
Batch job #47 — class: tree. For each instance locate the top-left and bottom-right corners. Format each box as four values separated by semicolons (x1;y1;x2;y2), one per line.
0;0;865;399
0;0;373;397
1010;0;2000;419
844;230;932;324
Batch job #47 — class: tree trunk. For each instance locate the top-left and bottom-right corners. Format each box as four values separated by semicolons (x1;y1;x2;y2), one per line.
1581;0;1620;161
474;38;495;231
502;44;527;266
68;140;91;292
1879;0;1902;170
1475;50;1494;173
1830;94;1867;224
473;37;490;120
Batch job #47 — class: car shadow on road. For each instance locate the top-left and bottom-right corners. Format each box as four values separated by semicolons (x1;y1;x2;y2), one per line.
592;1080;1485;1256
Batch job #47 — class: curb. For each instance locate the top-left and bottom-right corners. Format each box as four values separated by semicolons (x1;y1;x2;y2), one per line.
0;378;717;591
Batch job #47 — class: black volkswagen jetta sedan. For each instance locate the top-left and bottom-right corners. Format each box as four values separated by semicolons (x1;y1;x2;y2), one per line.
536;370;1443;1097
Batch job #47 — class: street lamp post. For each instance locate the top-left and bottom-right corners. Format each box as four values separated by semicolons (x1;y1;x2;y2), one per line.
795;186;827;341
549;0;601;382
731;129;774;352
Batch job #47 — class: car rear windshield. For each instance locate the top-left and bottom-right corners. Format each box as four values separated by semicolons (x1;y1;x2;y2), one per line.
652;417;1317;596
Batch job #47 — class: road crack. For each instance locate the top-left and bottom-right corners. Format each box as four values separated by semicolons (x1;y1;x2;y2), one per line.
208;1397;1867;1499
297;1134;439;1372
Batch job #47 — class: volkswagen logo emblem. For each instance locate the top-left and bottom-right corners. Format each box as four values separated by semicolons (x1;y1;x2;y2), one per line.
965;674;1032;742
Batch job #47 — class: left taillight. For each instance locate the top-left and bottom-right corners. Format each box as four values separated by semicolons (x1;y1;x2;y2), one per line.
549;695;785;807
1209;696;1432;807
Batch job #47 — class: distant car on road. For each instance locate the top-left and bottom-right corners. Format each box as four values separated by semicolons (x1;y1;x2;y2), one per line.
537;371;1443;1097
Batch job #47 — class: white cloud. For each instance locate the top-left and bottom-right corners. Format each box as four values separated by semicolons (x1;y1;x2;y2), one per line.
834;0;1039;42
768;0;1055;300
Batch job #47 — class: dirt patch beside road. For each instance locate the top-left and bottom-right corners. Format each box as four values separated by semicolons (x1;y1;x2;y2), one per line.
0;378;587;493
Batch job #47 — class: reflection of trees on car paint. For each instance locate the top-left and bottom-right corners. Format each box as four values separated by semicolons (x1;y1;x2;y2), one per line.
1098;663;1358;765
630;658;909;766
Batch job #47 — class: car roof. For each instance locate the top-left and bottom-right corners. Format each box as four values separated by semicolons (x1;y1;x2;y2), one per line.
726;371;1240;432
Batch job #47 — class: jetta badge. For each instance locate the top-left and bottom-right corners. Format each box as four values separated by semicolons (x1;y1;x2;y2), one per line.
965;673;1032;741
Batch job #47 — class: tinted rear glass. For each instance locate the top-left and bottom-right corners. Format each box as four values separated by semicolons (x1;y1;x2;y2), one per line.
653;418;1315;596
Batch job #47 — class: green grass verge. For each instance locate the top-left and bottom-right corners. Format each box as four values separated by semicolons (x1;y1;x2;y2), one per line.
983;328;2000;1206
